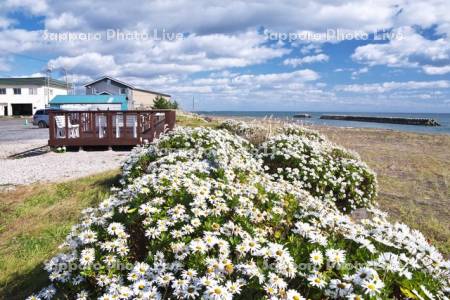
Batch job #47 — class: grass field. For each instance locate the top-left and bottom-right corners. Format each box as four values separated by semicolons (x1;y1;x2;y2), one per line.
0;170;120;299
0;117;448;298
315;126;450;256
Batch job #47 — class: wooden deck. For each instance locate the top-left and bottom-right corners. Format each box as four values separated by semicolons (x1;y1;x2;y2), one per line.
48;110;176;147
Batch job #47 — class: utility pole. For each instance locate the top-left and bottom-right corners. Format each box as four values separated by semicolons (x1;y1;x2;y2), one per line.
192;95;195;112
62;68;70;94
46;67;52;103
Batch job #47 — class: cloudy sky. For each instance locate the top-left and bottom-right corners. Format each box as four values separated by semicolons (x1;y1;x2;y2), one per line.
0;0;449;112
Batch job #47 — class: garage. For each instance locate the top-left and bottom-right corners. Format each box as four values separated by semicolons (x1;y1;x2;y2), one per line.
12;104;33;116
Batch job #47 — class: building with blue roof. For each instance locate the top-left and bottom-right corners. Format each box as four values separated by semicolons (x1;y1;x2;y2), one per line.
49;95;128;110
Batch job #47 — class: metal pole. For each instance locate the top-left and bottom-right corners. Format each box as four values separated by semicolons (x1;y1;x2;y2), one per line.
63;68;69;94
46;70;50;103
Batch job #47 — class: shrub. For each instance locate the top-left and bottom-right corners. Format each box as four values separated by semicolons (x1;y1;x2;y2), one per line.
219;119;269;145
259;133;377;212
29;127;449;300
276;124;326;142
153;96;179;110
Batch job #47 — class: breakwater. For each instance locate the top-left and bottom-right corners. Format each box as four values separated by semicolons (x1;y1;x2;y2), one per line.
320;115;441;126
293;114;311;118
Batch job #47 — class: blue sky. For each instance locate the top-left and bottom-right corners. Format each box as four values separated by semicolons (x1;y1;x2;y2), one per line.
0;0;449;112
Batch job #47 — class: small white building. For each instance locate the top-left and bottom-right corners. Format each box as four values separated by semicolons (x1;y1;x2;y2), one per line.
0;77;70;116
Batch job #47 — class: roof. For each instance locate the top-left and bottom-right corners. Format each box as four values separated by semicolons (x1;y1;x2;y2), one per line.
133;87;171;97
50;95;127;105
84;75;171;97
0;77;70;89
83;76;135;89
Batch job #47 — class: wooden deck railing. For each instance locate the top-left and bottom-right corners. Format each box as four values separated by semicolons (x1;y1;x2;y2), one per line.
48;110;176;147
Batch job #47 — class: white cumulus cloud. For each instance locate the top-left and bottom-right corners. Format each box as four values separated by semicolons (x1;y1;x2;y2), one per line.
352;26;450;71
283;54;329;67
422;65;450;75
335;80;450;93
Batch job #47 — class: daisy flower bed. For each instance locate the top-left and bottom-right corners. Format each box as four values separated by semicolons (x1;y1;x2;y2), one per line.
28;123;449;300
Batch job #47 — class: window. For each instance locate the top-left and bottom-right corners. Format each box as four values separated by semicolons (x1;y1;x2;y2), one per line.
13;88;21;95
120;88;127;94
0;88;6;95
49;89;53;96
29;88;38;95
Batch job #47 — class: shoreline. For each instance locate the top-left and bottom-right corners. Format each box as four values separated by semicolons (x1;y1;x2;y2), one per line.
320;114;440;126
200;113;450;136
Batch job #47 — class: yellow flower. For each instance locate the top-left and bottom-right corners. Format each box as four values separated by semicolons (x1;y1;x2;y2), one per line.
225;263;234;274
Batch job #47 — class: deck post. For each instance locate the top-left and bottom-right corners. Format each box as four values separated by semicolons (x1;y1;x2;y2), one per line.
65;114;69;142
78;112;83;139
123;111;127;139
107;111;113;146
90;112;95;134
166;110;176;131
137;112;142;143
149;113;155;141
48;111;55;146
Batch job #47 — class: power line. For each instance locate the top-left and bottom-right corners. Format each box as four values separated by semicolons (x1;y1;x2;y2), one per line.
1;49;49;63
0;50;50;78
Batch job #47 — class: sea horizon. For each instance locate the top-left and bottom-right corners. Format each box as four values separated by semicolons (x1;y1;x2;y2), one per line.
197;111;450;134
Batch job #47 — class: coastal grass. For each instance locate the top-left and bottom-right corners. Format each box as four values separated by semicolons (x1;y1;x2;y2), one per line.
315;126;450;256
0;170;120;299
176;113;220;128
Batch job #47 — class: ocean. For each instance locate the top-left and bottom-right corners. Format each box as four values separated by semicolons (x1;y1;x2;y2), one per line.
198;111;450;135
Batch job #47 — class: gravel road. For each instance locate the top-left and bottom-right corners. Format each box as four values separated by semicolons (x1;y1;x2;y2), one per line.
0;118;129;187
0;118;49;158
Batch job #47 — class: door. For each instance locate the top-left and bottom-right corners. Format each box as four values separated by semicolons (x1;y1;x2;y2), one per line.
11;104;33;116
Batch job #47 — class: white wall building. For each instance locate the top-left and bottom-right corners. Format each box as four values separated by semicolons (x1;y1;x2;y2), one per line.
0;77;70;116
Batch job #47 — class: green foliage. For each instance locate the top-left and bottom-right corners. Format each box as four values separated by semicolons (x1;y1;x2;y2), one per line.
152;95;178;109
176;114;219;128
0;171;120;299
259;133;377;212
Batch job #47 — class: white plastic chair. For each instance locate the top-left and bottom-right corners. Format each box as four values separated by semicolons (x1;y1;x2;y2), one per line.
96;115;107;138
128;115;137;138
115;114;137;138
115;115;123;138
55;115;79;138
